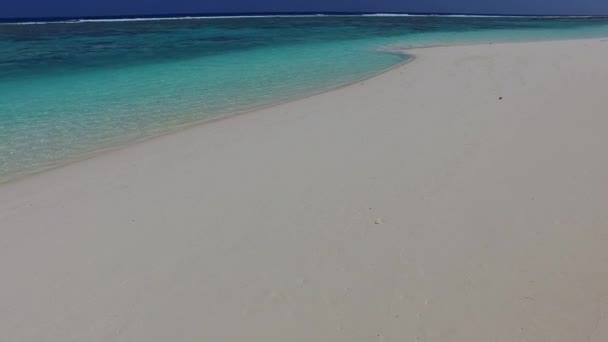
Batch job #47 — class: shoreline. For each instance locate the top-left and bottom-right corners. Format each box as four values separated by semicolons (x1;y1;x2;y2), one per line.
0;51;413;185
3;35;605;186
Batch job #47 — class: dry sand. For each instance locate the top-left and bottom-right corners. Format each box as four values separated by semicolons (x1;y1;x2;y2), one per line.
1;38;608;341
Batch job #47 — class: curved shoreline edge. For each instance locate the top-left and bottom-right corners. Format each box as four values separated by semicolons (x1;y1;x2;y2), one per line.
0;36;605;185
0;51;414;185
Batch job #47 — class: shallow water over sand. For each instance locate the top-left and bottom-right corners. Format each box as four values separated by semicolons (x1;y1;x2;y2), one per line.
1;16;608;181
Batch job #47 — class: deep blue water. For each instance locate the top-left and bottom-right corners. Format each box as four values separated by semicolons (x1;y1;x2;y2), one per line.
1;15;608;181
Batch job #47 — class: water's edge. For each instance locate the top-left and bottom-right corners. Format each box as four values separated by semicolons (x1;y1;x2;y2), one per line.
3;35;602;185
3;16;608;182
0;50;414;185
0;34;605;187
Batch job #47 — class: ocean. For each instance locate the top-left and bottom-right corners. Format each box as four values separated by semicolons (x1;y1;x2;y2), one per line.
1;15;608;182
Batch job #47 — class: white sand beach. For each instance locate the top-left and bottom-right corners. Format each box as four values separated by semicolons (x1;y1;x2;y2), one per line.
1;38;608;341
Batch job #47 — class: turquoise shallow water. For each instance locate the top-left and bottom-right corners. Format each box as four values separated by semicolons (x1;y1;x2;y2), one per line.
1;16;608;182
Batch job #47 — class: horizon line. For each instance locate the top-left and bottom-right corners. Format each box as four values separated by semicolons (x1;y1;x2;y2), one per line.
2;11;608;23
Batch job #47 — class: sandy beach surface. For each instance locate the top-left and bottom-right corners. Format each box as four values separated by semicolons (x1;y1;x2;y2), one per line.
1;38;608;341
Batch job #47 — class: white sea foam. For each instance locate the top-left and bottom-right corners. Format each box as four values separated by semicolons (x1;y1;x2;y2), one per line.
362;13;599;18
0;14;340;25
1;13;602;26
